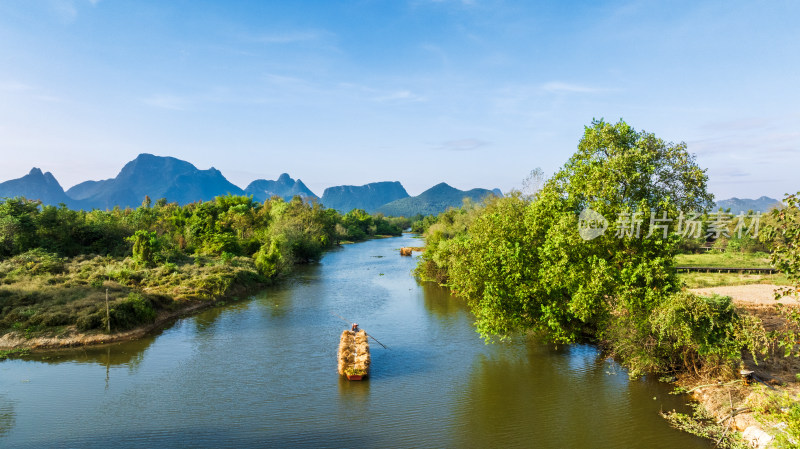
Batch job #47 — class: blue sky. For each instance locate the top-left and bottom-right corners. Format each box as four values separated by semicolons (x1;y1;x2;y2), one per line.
0;0;797;199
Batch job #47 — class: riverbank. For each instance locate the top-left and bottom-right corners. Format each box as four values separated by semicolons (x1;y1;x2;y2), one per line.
0;253;269;351
0;235;408;352
666;285;800;448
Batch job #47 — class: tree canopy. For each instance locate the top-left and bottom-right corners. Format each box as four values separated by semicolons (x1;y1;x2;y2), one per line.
417;119;759;376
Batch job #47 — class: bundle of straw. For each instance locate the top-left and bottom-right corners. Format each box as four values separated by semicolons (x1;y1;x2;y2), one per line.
337;330;356;375
352;330;371;373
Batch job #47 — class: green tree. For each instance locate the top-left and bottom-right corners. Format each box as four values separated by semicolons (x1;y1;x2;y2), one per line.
417;119;748;375
128;230;159;266
763;192;800;298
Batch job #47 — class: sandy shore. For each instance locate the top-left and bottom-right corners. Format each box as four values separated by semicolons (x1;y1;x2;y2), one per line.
691;284;800;306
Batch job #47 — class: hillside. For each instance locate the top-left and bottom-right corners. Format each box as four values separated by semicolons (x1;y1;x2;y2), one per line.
321;181;409;213
66;154;244;209
377;182;500;217
0;168;76;207
244;173;317;202
714;196;781;213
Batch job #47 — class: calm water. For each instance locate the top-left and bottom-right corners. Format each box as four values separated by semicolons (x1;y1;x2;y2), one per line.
0;235;710;448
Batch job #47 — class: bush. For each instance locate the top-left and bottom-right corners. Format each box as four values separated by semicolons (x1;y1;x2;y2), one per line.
108;293;156;330
10;249;65;275
647;293;766;376
76;311;104;331
254;239;288;278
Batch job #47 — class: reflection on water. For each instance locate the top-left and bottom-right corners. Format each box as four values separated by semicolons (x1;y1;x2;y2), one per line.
0;395;15;437
0;235;712;448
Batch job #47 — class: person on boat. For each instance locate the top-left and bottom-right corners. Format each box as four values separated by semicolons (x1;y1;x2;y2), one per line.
351;323;359;331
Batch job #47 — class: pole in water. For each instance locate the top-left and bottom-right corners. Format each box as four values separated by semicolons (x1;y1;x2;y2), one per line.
105;288;111;333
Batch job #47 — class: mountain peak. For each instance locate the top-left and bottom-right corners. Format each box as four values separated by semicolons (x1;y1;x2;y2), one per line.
321;181;409;213
0;167;71;207
243;173;318;202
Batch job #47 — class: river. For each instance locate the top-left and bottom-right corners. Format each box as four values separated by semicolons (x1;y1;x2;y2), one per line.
0;234;710;448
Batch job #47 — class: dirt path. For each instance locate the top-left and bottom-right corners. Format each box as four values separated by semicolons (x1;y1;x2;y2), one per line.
691;284;800;306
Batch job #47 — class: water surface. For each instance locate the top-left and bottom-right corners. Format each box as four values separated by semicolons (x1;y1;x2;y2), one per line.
0;235;710;448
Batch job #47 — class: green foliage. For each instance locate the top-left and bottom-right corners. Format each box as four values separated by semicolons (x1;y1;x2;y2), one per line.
647;293;766;377
752;391;800;448
254;238;288;279
410;214;438;233
416;119;766;376
762;192;800;298
8;249;65;275
128;230;160;266
108;293;157;330
0;348;29;361
661;403;750;449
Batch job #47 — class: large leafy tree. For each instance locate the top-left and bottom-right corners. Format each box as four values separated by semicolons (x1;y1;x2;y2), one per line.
422;120;715;358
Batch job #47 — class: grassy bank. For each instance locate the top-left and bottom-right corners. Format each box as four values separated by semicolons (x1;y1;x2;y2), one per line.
676;252;791;288
0;195;410;351
676;252;773;268
663;300;800;448
0;251;267;349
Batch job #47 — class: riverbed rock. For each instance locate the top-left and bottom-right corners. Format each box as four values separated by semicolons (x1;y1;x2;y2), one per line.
742;425;773;448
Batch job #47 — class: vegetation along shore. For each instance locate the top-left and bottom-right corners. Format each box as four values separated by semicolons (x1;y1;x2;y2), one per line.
0;194;409;349
413;120;800;448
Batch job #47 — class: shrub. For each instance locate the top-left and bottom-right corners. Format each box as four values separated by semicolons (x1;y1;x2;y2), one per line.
254;239;288;278
76;311;103;331
10;249;65;275
108;293;156;330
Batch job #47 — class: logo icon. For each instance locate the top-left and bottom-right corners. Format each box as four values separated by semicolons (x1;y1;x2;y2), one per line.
578;208;608;240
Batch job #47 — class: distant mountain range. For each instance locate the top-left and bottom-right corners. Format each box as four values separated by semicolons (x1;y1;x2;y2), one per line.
0;168;73;207
66;154;244;209
377;183;501;217
321;182;409;213
244;173;317;202
0;154;502;217
714;196;782;213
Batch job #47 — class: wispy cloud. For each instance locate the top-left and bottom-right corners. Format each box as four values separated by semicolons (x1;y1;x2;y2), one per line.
372;90;426;103
251;31;328;44
540;81;609;94
142;94;189;111
338;82;427;103
50;0;78;23
436;138;488;151
0;81;63;102
0;81;35;92
419;0;477;6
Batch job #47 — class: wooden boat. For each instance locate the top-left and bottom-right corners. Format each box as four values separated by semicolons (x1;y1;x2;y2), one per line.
337;329;370;380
